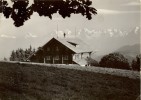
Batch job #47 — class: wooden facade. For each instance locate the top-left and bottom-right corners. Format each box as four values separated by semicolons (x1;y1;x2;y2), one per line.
30;38;76;64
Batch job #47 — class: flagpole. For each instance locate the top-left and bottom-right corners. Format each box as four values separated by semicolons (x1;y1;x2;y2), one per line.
57;23;58;38
75;27;76;38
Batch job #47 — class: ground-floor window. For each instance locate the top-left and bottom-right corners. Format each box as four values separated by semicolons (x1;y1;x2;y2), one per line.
54;55;59;60
63;55;68;60
46;56;51;60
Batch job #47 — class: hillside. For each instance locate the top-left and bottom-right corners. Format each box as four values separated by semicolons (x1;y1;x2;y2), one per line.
93;43;140;63
0;62;140;100
115;43;140;63
116;44;140;56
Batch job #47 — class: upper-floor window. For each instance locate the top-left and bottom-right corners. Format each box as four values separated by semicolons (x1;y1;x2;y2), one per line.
46;56;51;60
63;55;68;60
56;46;59;51
54;55;59;60
47;47;50;51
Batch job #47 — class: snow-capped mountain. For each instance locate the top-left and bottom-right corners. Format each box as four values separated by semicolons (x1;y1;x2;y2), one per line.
75;26;140;61
77;26;140;38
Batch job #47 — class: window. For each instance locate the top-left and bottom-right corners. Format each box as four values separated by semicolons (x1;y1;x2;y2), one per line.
46;56;50;60
63;55;68;60
47;47;50;51
54;55;59;60
56;46;59;51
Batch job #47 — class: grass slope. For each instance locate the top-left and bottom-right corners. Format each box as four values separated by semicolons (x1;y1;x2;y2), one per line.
0;62;140;100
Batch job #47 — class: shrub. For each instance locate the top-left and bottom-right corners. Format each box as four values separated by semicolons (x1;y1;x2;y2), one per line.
131;54;140;71
99;53;130;70
86;57;99;66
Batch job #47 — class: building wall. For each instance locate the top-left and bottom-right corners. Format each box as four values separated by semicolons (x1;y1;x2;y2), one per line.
73;53;90;60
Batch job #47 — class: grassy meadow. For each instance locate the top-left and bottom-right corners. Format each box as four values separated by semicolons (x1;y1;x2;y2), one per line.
0;62;140;100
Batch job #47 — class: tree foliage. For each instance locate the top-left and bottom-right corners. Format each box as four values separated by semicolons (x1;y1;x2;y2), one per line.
99;53;130;70
0;0;97;27
10;45;35;61
3;57;7;61
131;54;140;71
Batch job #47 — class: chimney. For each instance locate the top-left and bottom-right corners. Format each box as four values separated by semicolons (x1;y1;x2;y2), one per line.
64;33;66;38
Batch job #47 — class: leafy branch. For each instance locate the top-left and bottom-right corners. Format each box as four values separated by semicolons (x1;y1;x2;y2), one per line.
0;0;97;27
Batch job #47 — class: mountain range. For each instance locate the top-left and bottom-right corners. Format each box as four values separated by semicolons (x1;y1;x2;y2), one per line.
83;26;140;63
92;43;140;64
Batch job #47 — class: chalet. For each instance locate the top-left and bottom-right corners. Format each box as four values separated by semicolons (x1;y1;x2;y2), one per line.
28;37;94;66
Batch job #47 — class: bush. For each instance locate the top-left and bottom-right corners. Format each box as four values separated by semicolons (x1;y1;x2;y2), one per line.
131;54;140;71
86;57;99;66
99;53;130;70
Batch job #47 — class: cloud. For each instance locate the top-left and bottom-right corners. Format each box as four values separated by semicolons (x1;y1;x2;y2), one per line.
82;27;132;38
134;26;140;34
0;34;16;39
54;29;80;38
98;9;121;14
122;1;141;6
25;33;38;39
97;9;141;14
84;28;102;37
65;29;72;35
55;30;73;38
84;28;95;33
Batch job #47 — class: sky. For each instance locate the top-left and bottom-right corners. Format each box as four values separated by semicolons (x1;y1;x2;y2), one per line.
0;0;140;60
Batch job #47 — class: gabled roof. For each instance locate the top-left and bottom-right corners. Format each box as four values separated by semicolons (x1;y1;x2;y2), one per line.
54;37;93;53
